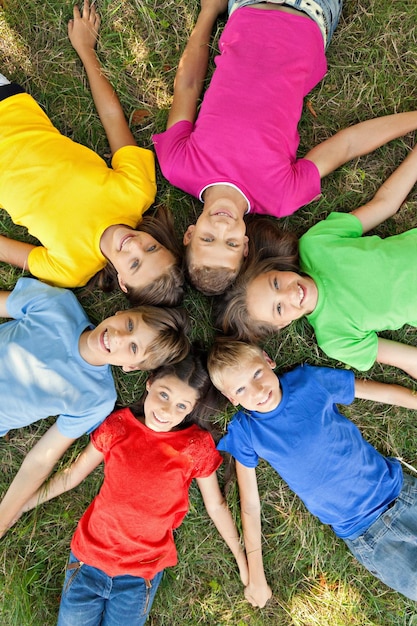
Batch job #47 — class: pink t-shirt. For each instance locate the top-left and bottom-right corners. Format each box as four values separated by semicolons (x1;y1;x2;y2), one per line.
153;8;327;218
71;408;222;578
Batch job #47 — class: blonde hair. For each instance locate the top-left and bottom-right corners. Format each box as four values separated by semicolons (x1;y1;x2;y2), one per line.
207;338;264;391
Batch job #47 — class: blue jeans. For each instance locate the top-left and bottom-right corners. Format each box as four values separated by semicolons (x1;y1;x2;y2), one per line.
344;473;417;600
228;0;343;47
57;552;164;626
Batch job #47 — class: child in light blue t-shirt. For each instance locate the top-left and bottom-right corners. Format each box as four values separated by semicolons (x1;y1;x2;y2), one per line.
0;277;189;539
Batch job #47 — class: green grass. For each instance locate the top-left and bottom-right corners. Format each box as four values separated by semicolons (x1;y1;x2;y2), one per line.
2;0;417;624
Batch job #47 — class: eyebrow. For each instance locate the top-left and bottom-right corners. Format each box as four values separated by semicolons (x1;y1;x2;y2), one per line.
159;384;192;406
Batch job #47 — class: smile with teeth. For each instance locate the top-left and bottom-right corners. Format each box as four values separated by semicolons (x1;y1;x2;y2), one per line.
102;329;110;352
257;390;272;406
119;233;134;251
153;412;169;424
298;284;305;306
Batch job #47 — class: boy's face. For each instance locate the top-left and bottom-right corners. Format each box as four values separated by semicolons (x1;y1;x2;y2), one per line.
183;201;248;273
246;270;318;329
81;310;158;371
219;352;281;413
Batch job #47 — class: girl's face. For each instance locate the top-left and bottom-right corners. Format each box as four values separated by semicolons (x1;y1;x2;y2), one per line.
246;270;318;329
143;375;199;433
101;226;176;292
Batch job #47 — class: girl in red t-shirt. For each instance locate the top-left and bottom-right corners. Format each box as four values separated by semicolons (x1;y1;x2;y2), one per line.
15;350;249;626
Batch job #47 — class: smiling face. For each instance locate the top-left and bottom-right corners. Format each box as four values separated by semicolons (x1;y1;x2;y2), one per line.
218;352;281;413
183;200;248;273
79;310;158;371
143;375;199;432
100;226;176;293
246;270;318;330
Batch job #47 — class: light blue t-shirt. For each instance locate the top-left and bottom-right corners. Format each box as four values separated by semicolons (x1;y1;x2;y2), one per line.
218;365;402;539
0;278;116;438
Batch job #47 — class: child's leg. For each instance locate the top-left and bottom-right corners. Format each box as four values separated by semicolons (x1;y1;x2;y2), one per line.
102;569;164;626
57;552;107;626
344;473;417;600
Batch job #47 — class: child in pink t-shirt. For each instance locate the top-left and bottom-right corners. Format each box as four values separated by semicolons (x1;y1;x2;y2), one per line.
15;351;249;626
153;0;417;296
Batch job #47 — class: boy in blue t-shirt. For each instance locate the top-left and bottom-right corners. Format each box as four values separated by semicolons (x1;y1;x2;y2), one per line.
0;277;189;538
208;340;417;607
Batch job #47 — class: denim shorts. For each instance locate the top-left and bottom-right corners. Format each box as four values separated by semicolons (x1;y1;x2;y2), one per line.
57;551;164;626
344;473;417;600
227;0;343;47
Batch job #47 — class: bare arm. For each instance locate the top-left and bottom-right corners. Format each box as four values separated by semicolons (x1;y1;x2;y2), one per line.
350;144;417;232
68;0;136;155
21;441;103;514
235;461;272;608
166;0;227;129
0;424;76;537
304;111;417;179
354;376;417;408
196;472;249;586
374;338;417;383
0;235;36;272
0;290;12;319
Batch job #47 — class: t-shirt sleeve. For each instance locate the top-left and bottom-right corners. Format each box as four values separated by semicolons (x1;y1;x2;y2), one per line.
305;365;356;405
111;145;157;212
28;247;88;289
186;429;222;478
317;333;379;372
152;121;194;187
90;408;130;452
56;395;115;439
275;158;322;218
6;277;66;318
217;416;259;468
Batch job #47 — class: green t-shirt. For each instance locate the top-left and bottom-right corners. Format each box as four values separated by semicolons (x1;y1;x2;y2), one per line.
299;212;417;371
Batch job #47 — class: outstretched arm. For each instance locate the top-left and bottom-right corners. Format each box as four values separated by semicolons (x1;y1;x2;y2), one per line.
0;290;12;319
350;143;417;232
196;472;249;586
0;424;76;537
20;440;103;514
374;338;417;384
355;374;417;407
166;0;227;129
68;0;136;154
235;461;272;608
0;235;36;272
304;111;417;180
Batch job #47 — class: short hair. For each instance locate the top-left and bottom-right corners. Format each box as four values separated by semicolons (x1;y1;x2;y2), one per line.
132;306;191;370
217;255;301;342
89;206;185;306
184;245;239;296
208;339;265;392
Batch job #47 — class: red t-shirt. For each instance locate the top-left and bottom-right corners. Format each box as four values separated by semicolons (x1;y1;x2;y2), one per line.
71;408;222;578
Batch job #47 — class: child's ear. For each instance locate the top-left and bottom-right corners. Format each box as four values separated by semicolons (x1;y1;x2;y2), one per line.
117;275;128;293
145;379;152;391
122;364;140;372
183;225;195;246
262;351;276;369
243;236;249;258
227;395;239;407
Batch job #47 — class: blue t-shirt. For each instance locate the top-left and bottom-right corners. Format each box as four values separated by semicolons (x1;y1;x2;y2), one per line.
218;365;402;539
0;278;116;438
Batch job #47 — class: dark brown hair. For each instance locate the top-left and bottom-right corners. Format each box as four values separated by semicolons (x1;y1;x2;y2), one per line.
89;206;185;306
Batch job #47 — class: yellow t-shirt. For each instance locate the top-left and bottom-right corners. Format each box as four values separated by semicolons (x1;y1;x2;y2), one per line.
0;93;156;287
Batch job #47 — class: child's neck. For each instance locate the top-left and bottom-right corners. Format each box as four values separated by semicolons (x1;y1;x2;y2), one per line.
78;329;106;366
203;184;249;218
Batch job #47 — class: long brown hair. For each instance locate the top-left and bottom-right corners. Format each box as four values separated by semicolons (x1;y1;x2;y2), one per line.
89;206;185;306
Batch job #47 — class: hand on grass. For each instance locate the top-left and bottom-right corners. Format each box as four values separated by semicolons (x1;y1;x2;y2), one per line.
68;0;101;56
